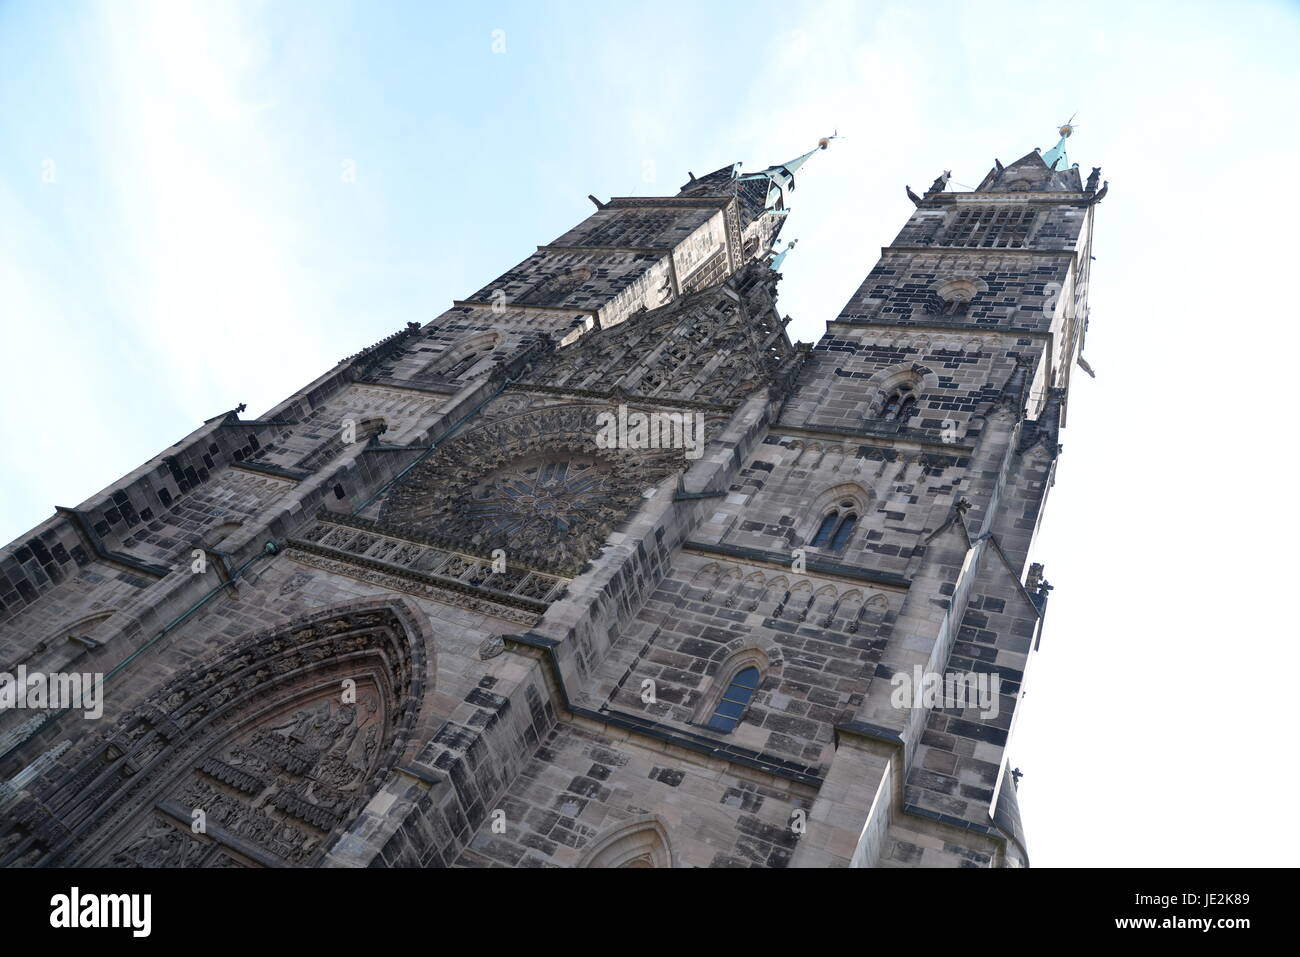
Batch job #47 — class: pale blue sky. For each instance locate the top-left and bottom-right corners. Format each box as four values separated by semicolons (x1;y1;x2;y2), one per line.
2;0;1298;866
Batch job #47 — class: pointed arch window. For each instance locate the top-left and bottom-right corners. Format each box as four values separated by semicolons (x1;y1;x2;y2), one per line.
432;334;499;381
881;386;917;422
829;512;857;550
445;353;478;378
810;501;858;552
579;820;673;868
703;666;761;733
444;347;492;379
811;511;839;547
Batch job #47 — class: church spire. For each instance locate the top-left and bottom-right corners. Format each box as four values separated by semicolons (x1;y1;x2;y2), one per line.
768;237;798;272
734;133;838;216
1040;116;1076;171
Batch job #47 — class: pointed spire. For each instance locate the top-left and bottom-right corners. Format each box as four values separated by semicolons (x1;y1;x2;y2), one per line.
735;133;838;215
768;238;798;272
1041;116;1075;171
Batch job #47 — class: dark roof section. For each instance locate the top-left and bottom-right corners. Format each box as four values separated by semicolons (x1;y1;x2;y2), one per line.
976;150;1085;193
677;165;771;226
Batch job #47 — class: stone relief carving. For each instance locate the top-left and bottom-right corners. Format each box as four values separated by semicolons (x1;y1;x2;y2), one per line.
519;260;797;408
478;635;505;660
377;404;692;575
0;601;428;868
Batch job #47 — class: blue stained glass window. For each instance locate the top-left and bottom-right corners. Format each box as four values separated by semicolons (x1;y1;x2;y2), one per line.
705;666;761;733
830;513;857;551
811;511;838;547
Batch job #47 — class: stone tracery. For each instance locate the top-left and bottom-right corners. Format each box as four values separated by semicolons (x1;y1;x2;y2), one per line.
0;600;428;868
377;404;690;574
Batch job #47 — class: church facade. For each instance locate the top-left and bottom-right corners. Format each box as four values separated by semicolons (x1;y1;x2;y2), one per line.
0;128;1103;868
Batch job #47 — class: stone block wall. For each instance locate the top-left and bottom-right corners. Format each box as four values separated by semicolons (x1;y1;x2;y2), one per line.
1;146;1100;869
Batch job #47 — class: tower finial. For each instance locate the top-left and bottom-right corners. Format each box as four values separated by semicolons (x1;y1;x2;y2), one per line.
817;130;840;150
1041;114;1076;171
768;237;798;272
734;133;838;215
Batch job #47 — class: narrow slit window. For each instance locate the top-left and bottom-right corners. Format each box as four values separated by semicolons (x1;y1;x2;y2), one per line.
882;390;917;422
830;513;857;551
446;350;487;378
811;511;839;547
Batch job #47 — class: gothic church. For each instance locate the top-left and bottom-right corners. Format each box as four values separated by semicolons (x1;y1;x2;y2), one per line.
0;126;1103;867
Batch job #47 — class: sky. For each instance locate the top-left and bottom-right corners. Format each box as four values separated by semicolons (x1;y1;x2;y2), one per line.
2;0;1298;866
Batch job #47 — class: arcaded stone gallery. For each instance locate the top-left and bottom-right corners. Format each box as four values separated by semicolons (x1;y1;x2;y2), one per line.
0;127;1103;867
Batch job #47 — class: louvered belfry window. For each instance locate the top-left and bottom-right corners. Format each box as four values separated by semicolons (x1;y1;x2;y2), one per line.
937;206;1035;248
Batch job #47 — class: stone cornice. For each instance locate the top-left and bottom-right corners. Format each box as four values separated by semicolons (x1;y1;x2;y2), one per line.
883;245;1078;259
825;317;1054;340
682;540;911;591
935;192;1090;204
772;422;975;455
312;510;573;581
603;196;732;210
537;243;670;256
52;506;172;579
357;376;461;397
452;299;598;317
507;382;740;414
284;539;553;616
230;461;307;483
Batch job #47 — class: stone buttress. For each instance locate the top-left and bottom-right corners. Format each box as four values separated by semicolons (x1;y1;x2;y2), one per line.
0;131;1102;868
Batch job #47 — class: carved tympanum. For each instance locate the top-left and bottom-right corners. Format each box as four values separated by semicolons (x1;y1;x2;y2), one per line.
0;600;428;868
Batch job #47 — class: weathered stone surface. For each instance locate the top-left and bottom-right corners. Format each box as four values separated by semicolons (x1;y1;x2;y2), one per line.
0;144;1097;868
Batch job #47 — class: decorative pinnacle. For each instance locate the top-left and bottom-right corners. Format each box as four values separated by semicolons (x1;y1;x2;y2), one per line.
1041;114;1077;172
768;238;798;272
734;132;839;215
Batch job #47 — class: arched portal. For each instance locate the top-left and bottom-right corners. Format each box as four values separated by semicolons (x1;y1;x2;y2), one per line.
0;599;431;868
579;817;674;868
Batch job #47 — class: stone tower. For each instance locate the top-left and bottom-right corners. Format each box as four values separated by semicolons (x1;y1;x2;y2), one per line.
0;127;1102;868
